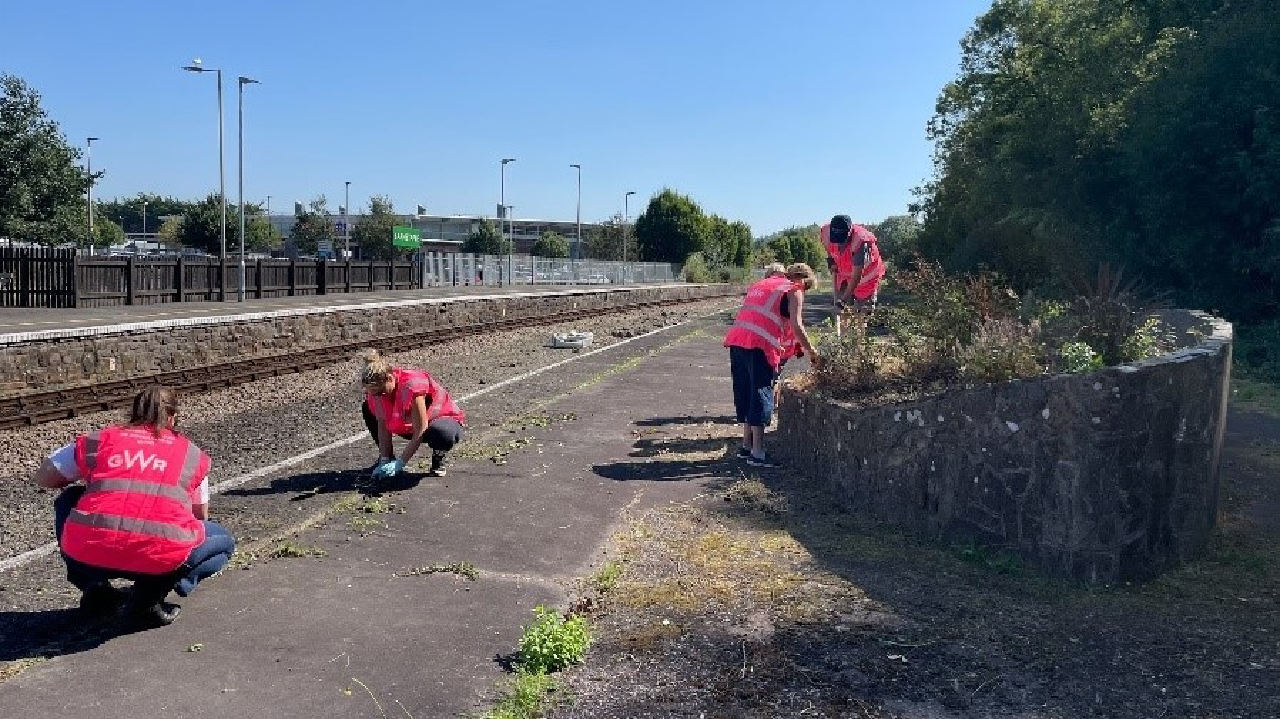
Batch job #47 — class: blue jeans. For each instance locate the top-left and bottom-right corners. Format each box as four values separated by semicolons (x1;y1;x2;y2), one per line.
54;486;236;598
729;346;778;427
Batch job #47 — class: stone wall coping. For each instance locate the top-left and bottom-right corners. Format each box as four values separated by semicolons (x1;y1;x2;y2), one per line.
0;285;716;346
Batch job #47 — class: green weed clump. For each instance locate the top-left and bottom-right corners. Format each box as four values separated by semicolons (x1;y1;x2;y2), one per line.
516;605;592;675
1059;341;1104;374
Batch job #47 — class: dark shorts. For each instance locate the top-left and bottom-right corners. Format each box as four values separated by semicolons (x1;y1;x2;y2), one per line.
729;346;777;427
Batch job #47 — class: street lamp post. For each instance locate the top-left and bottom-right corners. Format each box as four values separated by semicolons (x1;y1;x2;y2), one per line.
142;201;147;237
236;75;259;302
86;137;99;250
500;158;515;285
570;164;581;268
183;59;227;300
344;181;351;259
624;190;637;281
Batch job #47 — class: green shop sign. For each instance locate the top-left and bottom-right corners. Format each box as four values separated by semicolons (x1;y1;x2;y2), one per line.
392;226;420;249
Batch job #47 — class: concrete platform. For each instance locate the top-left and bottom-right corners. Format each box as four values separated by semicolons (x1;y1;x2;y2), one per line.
0;284;661;342
0;313;751;718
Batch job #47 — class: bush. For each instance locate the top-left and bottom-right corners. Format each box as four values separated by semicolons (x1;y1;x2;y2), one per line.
1059;341;1104;374
957;317;1045;384
517;605;591;675
681;252;712;283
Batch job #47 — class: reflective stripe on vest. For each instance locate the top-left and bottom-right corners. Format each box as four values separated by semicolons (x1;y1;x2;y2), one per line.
67;508;201;542
62;426;208;574
81;430;102;473
724;276;797;368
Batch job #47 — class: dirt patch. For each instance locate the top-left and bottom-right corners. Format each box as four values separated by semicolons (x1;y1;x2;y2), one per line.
547;410;1280;719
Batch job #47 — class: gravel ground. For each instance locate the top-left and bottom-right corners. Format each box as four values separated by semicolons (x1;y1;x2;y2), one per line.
0;298;734;563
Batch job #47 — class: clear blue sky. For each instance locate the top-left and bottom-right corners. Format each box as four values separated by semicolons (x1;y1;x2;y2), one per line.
5;0;989;236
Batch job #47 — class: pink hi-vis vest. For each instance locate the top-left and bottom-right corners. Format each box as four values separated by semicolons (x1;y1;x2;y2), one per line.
723;275;800;370
366;367;466;436
63;425;210;575
821;223;885;300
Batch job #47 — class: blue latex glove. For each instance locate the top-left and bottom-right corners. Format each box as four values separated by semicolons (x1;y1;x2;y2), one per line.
372;459;404;479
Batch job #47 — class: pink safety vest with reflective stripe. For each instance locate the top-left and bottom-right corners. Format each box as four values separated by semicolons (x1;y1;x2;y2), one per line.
63;425;209;574
723;276;799;370
821;223;855;278
367;367;466;436
850;225;885;300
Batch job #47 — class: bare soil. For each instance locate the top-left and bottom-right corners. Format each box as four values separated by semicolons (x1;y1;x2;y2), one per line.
545;405;1280;719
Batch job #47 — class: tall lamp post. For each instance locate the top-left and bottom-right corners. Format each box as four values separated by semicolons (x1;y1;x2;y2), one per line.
183;59;227;300
624;190;637;281
569;164;581;266
86;137;99;250
500;158;515;285
141;201;147;237
344;181;351;259
236;75;259;302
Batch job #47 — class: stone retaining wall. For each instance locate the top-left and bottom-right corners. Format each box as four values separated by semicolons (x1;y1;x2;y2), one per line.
777;310;1232;583
0;285;735;397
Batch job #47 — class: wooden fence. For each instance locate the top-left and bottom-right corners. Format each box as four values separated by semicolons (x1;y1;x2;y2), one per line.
0;249;420;308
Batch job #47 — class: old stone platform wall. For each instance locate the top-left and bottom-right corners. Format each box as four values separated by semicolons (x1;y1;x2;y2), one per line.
0;284;735;397
777;310;1233;583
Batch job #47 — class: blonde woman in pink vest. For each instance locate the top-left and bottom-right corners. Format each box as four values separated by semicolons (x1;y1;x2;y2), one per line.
32;385;236;627
359;349;466;480
723;263;820;467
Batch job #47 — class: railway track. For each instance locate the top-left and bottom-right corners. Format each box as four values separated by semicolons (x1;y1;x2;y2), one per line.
0;294;728;431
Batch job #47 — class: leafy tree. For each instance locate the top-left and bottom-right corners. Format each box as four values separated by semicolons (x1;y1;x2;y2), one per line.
242;206;280;253
582;213;632;261
762;225;826;269
869;214;921;265
290;196;336;256
0;74;93;244
100;193;193;234
157;216;184;245
462;218;511;255
531;230;570;258
633;189;709;263
92;212;124;247
352;195;405;260
177;193;227;255
914;0;1279;326
704;214;752;267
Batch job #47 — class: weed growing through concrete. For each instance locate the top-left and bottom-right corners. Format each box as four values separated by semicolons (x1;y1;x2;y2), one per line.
588;561;623;594
481;670;559;719
516;605;592;675
264;540;328;559
347;516;383;532
394;562;479;580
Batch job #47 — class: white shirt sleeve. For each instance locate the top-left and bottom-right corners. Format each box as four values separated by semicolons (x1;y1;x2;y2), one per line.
48;443;80;480
196;478;210;505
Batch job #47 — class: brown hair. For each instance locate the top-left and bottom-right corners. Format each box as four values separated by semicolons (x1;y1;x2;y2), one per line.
785;263;818;291
128;385;179;437
358;349;394;386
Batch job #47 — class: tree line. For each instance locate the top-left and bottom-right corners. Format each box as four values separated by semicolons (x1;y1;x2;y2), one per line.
914;0;1278;327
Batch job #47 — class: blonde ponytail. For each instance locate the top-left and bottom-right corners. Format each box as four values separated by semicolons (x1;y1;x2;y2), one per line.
358;349;393;386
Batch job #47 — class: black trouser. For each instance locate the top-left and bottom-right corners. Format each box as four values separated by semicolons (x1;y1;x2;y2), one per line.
361;402;464;454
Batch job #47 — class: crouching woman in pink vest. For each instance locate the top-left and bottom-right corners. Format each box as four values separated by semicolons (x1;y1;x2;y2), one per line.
32;385;236;627
359;349;466;480
723;263;820;468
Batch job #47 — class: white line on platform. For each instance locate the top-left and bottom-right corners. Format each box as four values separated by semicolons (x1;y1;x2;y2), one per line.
0;307;727;573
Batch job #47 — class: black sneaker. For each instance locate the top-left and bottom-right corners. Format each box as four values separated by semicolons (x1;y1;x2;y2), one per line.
428;451;449;477
78;584;125;616
125;597;181;627
735;447;752;459
745;454;781;468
